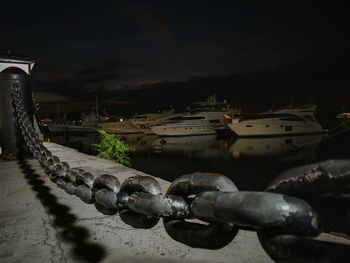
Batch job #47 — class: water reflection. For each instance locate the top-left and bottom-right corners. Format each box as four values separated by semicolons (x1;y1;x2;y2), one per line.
229;134;325;164
51;133;100;155
49;132;338;190
132;134;158;152
150;135;228;159
51;133;328;166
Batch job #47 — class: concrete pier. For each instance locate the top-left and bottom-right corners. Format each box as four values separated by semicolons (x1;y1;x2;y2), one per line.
1;142;350;262
0;142;274;262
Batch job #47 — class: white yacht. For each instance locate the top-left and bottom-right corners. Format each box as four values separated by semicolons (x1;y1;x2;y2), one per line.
150;95;237;137
228;105;327;137
150;111;228;136
131;109;175;134
98;119;142;134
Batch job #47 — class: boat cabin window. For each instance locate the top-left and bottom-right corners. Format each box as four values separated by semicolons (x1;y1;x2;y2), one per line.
189;102;229;112
209;119;221;123
242;113;304;121
285;126;293;131
303;115;316;122
168;116;205;121
279;116;305;122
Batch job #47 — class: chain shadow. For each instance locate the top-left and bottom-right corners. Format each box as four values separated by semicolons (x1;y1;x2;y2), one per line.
18;157;107;263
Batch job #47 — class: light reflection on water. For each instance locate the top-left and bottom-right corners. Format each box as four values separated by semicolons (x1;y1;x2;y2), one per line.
229;134;325;163
50;132;342;191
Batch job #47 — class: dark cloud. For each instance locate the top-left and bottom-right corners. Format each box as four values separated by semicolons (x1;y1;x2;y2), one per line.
33;61;127;115
73;62;122;86
77;62;121;77
35;61;123;94
128;7;176;48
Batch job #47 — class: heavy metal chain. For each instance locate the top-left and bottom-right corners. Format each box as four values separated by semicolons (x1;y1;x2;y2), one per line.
10;83;348;262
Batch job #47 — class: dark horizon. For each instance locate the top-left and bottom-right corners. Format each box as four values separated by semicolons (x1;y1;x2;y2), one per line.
33;54;350;124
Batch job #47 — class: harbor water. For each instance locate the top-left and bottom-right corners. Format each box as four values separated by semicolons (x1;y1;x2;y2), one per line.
49;128;350;191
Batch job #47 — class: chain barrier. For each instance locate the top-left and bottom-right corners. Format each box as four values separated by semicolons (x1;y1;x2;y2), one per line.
10;83;349;262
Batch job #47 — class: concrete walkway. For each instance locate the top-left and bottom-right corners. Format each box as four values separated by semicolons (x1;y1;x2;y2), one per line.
0;142;272;263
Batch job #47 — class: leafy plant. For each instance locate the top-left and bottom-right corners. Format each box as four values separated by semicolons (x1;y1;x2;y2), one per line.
93;129;135;167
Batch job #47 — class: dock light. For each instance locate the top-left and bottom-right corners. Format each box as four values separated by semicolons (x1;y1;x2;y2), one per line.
223;114;231;120
120;118;124;122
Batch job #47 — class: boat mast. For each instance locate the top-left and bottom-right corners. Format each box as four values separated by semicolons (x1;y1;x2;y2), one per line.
290;92;294;108
56;103;60;120
95;96;99;120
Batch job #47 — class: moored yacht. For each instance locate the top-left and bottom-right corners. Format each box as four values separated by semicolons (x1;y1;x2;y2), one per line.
131;109;175;134
150;111;228;136
47;121;97;134
98;119;142;134
228;105;327;137
150;95;238;137
46;112;97;135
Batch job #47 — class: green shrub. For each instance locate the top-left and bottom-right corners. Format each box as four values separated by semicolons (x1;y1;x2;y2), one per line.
93;129;135;167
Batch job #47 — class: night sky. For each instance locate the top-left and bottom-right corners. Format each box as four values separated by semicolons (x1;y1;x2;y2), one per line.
1;1;350;121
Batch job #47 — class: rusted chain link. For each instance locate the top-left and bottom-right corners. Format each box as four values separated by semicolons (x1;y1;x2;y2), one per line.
10;83;348;261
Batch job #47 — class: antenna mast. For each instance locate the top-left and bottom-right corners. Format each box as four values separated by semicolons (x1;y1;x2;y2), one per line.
95;96;99;119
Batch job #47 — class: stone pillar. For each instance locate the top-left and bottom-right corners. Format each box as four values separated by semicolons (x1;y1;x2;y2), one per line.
0;48;35;159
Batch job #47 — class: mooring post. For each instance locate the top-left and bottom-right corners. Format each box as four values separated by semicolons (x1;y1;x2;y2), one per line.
0;48;35;160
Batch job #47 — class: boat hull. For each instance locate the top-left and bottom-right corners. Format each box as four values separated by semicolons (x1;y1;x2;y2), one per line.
131;125;155;135
99;121;142;134
151;125;217;137
47;124;96;134
228;121;327;137
131;110;176;135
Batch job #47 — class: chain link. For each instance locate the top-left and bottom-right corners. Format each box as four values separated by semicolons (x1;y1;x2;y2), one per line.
10;83;348;261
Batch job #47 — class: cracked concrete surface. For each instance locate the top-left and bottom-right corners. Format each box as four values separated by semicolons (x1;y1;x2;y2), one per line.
0;142;272;262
